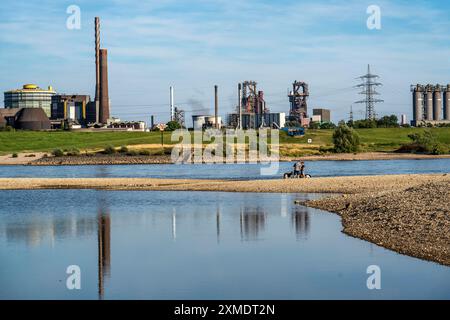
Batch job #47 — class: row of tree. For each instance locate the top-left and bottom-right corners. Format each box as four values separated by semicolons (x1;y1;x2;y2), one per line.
346;115;400;128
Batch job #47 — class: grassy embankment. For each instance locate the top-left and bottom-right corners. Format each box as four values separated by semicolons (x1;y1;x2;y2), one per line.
0;127;449;156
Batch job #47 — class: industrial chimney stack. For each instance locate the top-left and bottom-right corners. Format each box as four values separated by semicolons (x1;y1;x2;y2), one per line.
94;17;110;124
95;17;100;102
99;49;110;123
170;86;174;122
214;85;218;129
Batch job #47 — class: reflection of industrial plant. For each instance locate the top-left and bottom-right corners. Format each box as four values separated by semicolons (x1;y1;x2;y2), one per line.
0;194;111;300
97;195;111;300
240;207;266;241
291;207;310;240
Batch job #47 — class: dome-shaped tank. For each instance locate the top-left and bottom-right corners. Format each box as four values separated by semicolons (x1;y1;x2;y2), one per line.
16;108;51;130
0;116;6;128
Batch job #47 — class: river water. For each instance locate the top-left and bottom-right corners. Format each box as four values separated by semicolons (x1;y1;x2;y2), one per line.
0;158;449;180
0;190;449;300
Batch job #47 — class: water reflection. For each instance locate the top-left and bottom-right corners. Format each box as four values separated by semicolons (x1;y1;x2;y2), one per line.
291;206;310;240
4;216;97;246
97;195;111;300
1;190;450;300
240;207;266;241
0;191;318;299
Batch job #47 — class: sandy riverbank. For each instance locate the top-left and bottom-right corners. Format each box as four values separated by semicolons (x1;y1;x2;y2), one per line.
0;151;445;166
0;174;448;266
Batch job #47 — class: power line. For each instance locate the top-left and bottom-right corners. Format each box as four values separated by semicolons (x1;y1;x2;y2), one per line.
354;65;384;120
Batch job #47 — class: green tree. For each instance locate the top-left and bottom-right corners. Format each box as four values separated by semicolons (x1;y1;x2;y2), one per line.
377;115;399;128
407;130;447;155
309;122;320;129
353;119;377;128
332;124;360;153
165;121;182;131
319;122;337;129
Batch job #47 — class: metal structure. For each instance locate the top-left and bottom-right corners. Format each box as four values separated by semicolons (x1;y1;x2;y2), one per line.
355;65;383;120
234;81;268;129
94;17;110;124
174;107;185;127
349;105;354;123
214;85;219;129
170;86;175;121
445;85;450;121
411;84;450;125
288;81;309;122
95;17;100;104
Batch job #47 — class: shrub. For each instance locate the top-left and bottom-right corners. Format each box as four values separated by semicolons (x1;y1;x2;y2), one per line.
1;126;15;132
66;148;80;156
319;122;337;130
126;150;139;156
12;153;18;158
139;150;151;156
52;149;64;157
332;124;360;153
119;145;129;153
103;145;116;154
403;130;447;155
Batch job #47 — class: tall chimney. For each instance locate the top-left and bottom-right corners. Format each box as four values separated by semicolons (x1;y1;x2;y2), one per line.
238;83;242;129
95;17;100;103
170;86;174;122
214;85;218;129
99;49;110;124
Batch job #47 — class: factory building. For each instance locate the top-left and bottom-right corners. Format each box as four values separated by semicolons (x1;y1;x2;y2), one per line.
312;109;331;123
4;84;56;117
411;84;450;126
51;95;95;124
227;113;285;130
193;115;222;130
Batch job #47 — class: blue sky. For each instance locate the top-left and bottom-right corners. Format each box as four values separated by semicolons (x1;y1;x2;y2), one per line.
1;0;450;124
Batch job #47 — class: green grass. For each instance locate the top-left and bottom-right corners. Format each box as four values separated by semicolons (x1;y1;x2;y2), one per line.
0;131;175;155
0;128;449;155
279;127;450;153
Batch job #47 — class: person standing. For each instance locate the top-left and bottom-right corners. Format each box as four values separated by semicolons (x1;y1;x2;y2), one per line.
300;161;305;178
293;161;301;177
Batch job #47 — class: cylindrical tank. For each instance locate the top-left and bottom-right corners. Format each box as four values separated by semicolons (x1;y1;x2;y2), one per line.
433;85;442;121
205;116;222;129
412;85;424;122
444;85;450;121
425;85;434;121
192;115;206;130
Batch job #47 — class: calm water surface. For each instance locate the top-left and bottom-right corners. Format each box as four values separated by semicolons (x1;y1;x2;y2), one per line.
0;159;449;179
0;190;449;300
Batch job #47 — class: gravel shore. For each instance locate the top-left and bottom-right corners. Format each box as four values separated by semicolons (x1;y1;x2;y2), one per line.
0;174;448;266
304;179;450;266
5;152;447;166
